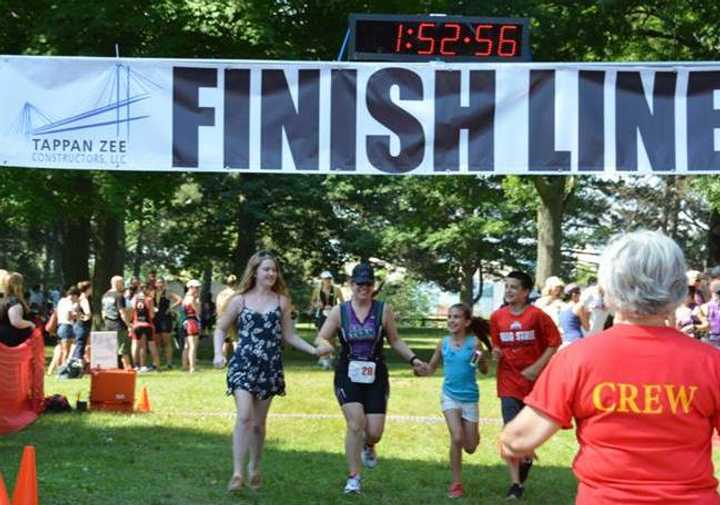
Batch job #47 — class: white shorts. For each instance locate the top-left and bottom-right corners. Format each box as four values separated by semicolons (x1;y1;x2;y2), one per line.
441;392;479;423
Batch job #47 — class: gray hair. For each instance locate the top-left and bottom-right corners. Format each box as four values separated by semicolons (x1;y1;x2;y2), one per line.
598;230;687;317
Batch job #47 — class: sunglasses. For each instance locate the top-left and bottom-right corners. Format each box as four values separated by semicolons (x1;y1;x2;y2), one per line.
354;282;374;287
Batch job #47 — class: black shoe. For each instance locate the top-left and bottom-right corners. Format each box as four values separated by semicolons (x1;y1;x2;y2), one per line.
519;458;533;484
505;483;524;500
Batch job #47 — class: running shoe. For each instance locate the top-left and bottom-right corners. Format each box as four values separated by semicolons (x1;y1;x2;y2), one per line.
519;459;533;483
447;482;464;499
138;366;150;373
361;445;378;469
505;483;524;500
343;474;361;494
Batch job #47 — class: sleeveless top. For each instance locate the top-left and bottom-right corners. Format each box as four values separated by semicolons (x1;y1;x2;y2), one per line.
559;305;584;344
133;295;152;325
74;296;91;326
442;336;479;403
707;300;720;339
319;288;336;307
226;297;286;399
338;300;385;365
0;296;33;347
155;291;171;320
184;300;199;320
102;290;122;321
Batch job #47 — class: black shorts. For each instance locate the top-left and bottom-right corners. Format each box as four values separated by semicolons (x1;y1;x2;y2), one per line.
500;396;525;425
154;317;173;334
334;363;389;415
133;325;155;341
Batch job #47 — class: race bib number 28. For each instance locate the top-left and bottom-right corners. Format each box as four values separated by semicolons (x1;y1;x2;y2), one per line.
348;360;376;384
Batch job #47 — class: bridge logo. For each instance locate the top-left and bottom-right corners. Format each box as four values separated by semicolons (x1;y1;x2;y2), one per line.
8;63;161;168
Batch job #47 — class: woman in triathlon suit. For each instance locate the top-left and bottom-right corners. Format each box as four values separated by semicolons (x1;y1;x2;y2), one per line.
154;277;181;369
131;284;160;372
315;262;429;495
212;251;326;492
182;279;202;373
311;271;344;370
699;279;720;347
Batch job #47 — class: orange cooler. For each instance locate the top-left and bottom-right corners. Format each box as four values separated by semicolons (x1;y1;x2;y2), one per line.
90;369;136;412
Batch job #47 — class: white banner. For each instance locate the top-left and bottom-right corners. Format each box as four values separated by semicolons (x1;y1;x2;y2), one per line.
1;55;720;174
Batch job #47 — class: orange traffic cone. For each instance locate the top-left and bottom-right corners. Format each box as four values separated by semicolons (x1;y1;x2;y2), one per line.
0;473;10;505
11;446;38;505
136;386;152;413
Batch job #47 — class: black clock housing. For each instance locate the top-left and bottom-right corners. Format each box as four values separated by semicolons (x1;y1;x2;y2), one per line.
349;13;531;62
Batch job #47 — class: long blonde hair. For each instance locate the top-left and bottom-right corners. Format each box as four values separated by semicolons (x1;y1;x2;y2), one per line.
1;272;29;315
541;276;565;297
238;251;289;296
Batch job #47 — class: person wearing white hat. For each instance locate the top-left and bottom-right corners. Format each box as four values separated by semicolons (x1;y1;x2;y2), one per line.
310;271;344;370
182;279;202;373
534;276;565;328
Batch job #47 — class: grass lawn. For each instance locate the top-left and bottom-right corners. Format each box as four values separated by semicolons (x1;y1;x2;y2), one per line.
1;327;718;504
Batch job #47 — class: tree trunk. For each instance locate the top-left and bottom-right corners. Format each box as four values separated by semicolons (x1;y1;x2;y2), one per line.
233;204;258;275
42;226;54;291
201;264;213;301
57;175;95;287
707;208;720;267
459;263;476;307
473;260;484;305
59;215;91;287
665;176;682;241
132;208;145;278
533;176;575;290
92;210;126;319
50;222;64;290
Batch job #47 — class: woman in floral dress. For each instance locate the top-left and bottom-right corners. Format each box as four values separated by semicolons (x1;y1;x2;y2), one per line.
213;251;331;492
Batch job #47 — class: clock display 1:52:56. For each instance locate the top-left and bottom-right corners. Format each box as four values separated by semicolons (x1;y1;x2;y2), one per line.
393;21;522;57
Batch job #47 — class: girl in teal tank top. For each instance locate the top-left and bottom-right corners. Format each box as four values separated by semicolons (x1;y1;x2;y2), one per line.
423;303;490;499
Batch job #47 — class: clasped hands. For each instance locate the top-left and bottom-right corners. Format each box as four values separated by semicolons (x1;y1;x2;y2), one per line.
412;358;432;376
314;340;334;357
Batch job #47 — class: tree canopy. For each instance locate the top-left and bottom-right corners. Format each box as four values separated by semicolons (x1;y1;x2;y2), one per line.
2;0;720;310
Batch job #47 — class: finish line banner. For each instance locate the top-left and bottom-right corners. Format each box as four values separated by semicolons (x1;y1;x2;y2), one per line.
1;55;720;175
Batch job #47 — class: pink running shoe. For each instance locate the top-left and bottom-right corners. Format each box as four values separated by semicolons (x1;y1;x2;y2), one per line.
448;482;464;498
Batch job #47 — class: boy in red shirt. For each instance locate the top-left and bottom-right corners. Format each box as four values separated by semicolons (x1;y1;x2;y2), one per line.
490;270;560;500
499;231;720;505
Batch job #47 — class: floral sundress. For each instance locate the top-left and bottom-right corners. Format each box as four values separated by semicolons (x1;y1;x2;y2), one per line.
226;302;286;399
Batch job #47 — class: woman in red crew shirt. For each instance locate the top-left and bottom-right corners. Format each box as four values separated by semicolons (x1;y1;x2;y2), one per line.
501;230;720;505
490;270;561;500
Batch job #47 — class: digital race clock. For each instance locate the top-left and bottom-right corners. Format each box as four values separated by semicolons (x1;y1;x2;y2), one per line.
348;14;531;62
